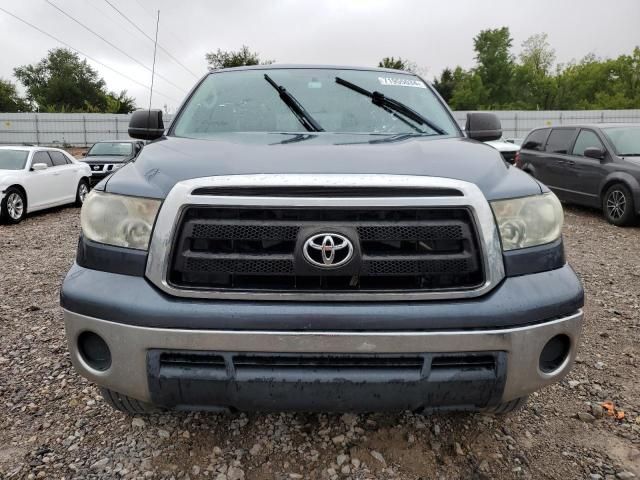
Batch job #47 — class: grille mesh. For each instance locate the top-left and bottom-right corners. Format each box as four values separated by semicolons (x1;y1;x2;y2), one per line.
365;258;471;275
170;206;484;293
185;257;294;275
191;223;298;240
358;224;464;241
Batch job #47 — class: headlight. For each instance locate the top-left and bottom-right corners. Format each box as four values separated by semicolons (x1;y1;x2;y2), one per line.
81;191;161;250
491;193;563;251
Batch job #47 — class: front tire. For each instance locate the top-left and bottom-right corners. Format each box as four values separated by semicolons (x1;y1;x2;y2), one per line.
75;179;90;207
485;395;528;415
99;387;158;415
1;187;27;224
603;183;635;226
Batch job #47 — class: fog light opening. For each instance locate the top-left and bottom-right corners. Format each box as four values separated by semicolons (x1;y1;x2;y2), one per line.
539;334;571;374
78;331;111;371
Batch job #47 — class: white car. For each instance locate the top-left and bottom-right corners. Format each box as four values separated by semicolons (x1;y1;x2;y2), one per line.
0;146;92;224
484;138;520;165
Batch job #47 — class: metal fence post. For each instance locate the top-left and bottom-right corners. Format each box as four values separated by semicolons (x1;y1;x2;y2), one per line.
115;116;119;139
34;114;40;145
514;112;518;139
83;115;88;146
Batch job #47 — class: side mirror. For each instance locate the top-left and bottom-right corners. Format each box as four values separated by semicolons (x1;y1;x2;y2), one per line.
32;163;48;171
583;146;606;160
465;112;502;141
82;151;87;157
128;109;165;140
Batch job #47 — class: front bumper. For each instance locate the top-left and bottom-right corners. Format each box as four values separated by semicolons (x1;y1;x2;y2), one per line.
64;308;583;411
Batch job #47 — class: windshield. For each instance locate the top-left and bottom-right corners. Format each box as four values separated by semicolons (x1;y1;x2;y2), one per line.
0;150;29;170
172;68;459;138
88;142;133;156
603;126;640;156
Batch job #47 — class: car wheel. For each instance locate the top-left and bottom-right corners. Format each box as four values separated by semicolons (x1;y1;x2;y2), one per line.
75;179;90;207
485;395;528;415
99;387;159;415
603;183;635;226
1;187;27;224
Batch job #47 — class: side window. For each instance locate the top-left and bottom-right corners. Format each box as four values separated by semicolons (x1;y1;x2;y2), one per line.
522;128;550;151
572;130;604;156
545;129;578;154
48;151;68;166
33;151;53;167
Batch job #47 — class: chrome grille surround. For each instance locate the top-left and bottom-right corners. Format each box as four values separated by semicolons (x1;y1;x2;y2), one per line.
145;174;505;301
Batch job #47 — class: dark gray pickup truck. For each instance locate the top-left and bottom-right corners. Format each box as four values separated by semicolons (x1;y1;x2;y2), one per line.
61;65;584;414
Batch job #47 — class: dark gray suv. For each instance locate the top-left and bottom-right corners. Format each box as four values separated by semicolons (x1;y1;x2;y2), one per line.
61;65;584;414
517;124;640;226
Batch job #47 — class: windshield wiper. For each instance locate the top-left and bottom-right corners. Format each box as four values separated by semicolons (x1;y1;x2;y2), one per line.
264;74;323;132
335;77;446;135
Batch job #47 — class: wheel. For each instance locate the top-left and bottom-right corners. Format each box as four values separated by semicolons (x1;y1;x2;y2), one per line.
603;183;635;226
485;395;528;415
1;187;27;224
99;387;159;415
75;179;90;207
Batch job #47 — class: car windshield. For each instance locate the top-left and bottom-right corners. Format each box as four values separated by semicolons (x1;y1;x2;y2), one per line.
603;126;640;156
0;150;29;170
88;142;133;156
172;68;459;138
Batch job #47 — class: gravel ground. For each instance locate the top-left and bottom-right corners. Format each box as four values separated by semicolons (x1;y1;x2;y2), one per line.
0;204;639;480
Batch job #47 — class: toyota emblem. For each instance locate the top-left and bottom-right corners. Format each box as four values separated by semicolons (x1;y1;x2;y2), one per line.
303;233;354;268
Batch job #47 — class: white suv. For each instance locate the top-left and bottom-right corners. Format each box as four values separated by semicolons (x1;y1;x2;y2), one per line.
0;146;92;224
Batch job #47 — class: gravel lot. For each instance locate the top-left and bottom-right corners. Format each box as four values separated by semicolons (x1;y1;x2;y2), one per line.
0;204;639;480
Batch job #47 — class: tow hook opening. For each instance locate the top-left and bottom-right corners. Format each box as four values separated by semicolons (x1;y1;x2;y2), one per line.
539;334;571;374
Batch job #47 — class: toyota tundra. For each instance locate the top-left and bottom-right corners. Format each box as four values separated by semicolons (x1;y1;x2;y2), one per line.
61;65;584;414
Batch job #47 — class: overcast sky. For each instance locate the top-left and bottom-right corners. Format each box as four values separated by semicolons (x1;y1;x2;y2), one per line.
1;0;639;112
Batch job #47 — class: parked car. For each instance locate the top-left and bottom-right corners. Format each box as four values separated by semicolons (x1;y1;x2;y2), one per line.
81;140;144;185
485;138;520;164
517;124;640;226
61;65;583;415
0;146;92;224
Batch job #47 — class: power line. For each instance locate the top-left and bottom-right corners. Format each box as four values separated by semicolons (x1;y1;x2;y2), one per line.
0;6;181;104
103;0;199;79
45;0;186;93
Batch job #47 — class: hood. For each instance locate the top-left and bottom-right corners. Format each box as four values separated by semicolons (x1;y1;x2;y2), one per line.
103;133;542;201
83;154;131;164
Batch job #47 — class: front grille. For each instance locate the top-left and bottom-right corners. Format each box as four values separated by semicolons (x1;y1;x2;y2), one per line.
168;206;484;294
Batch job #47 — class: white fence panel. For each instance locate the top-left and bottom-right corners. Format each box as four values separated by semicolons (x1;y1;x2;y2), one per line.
0;110;638;146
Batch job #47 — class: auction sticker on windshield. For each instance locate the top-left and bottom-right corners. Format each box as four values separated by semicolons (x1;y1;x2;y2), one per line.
378;77;427;88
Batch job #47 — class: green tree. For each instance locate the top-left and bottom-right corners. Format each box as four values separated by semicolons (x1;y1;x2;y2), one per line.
449;68;488;110
432;68;457;103
473;27;515;106
14;48;135;113
0;78;30;112
519;33;555;75
435;27;640;110
512;34;557;109
378;57;417;72
205;45;273;69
